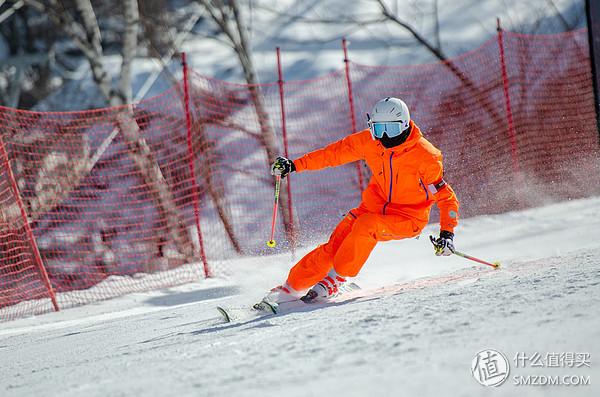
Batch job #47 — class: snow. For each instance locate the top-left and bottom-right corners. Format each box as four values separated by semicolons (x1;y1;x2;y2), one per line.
1;196;599;396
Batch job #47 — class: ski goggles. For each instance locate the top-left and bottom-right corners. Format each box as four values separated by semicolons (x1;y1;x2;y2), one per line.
367;115;406;139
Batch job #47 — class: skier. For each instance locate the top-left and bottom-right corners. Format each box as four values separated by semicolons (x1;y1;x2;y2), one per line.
267;97;459;303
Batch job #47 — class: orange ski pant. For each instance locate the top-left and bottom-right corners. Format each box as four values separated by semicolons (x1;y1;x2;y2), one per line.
286;207;422;291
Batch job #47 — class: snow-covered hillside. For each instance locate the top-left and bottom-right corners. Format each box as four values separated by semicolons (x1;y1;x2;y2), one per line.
1;196;599;396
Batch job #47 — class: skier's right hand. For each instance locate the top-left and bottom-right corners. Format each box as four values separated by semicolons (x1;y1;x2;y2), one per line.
271;156;295;178
430;231;455;256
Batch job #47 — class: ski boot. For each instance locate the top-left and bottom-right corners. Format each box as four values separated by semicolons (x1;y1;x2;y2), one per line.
254;282;304;312
301;269;347;303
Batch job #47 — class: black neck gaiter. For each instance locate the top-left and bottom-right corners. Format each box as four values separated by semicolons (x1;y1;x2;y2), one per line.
378;125;412;149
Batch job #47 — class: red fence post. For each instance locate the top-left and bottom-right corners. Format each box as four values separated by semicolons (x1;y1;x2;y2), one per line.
0;135;59;312
496;19;520;176
276;47;296;252
181;52;211;278
342;38;365;193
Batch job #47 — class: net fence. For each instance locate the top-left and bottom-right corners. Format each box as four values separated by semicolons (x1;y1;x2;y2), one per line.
1;28;598;321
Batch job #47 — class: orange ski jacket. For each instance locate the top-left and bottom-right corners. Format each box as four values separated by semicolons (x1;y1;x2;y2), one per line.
293;121;459;233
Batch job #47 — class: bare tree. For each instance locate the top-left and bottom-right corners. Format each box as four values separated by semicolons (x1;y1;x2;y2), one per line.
194;0;297;244
432;0;440;51
544;0;581;32
137;8;245;254
0;2;58;109
373;0;505;128
20;0;196;260
504;0;584;34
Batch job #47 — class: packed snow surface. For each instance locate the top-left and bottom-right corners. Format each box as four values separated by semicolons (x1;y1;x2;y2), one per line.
1;196;600;396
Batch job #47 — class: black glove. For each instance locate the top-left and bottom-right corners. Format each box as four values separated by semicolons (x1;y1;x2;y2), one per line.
429;230;455;256
270;156;295;178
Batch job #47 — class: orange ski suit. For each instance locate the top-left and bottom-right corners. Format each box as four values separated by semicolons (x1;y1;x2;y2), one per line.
286;121;459;291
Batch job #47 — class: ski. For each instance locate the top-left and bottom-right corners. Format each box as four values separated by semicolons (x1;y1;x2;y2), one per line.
216;299;298;323
216;282;361;323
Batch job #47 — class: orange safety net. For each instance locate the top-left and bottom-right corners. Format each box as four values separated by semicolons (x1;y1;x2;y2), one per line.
0;28;598;321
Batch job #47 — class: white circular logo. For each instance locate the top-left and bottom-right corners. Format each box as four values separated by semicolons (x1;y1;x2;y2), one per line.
471;349;510;387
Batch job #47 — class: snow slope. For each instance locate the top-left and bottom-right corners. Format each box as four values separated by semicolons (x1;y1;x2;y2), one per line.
1;196;599;396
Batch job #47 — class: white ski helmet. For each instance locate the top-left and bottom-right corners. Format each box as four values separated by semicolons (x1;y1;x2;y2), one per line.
369;97;410;132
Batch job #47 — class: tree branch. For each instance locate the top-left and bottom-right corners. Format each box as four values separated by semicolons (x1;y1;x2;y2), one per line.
23;0;113;100
375;0;447;61
117;0;139;104
0;0;24;24
432;0;441;51
253;3;385;25
545;0;574;31
73;0;112;101
373;0;504;130
196;0;238;50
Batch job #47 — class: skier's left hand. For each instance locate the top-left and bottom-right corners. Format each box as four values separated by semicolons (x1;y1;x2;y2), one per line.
430;231;455;256
271;156;295;178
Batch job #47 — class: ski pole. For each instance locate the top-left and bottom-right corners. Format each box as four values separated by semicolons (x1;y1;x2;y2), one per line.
430;235;500;268
266;175;281;248
452;250;500;268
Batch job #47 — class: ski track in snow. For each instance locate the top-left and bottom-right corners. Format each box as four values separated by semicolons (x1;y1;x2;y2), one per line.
1;197;600;396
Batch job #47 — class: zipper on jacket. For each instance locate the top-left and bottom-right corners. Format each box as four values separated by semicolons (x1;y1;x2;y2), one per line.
382;153;394;215
420;178;429;201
